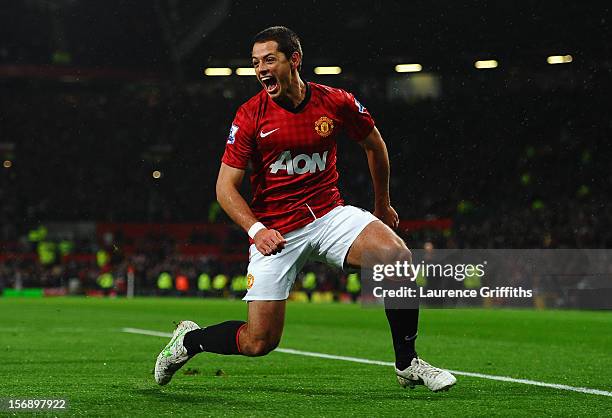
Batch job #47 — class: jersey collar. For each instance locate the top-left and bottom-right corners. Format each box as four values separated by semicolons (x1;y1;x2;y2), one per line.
274;81;311;114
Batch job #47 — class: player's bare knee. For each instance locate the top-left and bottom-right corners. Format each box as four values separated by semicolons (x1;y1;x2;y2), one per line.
266;337;281;353
246;340;267;356
377;241;411;265
396;246;412;264
246;337;279;357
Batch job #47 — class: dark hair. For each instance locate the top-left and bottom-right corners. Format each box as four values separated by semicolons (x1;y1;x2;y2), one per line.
253;26;303;70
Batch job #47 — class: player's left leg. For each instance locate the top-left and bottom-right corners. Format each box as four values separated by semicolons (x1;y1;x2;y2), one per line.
345;220;419;366
306;206;420;372
345;220;456;392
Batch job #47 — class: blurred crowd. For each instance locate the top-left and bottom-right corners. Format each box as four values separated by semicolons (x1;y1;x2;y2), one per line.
1;76;611;295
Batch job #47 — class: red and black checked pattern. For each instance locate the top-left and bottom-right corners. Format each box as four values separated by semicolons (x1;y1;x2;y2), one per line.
222;82;375;234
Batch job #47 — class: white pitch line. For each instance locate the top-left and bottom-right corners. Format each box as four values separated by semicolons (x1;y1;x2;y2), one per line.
123;327;173;338
122;327;612;398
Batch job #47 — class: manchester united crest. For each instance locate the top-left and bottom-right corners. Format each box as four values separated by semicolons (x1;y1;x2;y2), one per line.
247;273;255;289
315;116;334;137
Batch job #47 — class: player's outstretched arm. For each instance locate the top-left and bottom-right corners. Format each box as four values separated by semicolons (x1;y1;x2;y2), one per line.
216;163;286;255
358;127;399;229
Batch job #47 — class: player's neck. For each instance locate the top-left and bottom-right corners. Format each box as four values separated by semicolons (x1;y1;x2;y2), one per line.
276;76;306;109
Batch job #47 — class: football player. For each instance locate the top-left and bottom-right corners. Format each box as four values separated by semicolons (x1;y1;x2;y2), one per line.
155;26;456;393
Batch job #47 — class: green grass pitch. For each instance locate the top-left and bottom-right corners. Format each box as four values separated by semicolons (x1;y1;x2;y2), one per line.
1;297;611;416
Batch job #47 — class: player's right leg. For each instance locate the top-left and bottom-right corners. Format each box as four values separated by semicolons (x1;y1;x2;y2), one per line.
154;319;201;385
237;300;286;356
155;226;309;385
154;301;286;385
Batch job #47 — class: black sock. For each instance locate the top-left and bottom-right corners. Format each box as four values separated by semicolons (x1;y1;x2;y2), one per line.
385;308;419;370
183;320;246;356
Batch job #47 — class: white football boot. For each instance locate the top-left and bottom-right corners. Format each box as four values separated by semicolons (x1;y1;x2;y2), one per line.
396;358;457;392
154;320;200;385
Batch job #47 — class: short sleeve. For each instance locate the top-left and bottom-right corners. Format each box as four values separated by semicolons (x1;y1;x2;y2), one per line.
341;90;375;142
221;106;256;169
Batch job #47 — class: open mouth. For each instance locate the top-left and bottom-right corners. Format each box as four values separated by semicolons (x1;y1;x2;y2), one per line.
260;76;279;94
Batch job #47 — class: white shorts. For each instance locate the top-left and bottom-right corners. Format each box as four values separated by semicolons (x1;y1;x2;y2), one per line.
243;205;378;301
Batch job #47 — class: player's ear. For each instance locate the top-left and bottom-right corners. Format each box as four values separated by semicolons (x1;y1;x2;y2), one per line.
290;51;301;70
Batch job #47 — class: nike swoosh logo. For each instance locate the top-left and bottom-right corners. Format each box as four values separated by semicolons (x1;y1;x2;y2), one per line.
260;128;279;138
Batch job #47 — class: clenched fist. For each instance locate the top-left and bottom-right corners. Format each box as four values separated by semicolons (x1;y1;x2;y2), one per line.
253;228;286;256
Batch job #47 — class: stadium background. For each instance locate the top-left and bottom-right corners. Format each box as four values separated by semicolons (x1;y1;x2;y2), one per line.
2;1;610;300
0;2;611;416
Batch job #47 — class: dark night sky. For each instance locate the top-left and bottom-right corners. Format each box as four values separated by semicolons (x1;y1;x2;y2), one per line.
1;1;610;75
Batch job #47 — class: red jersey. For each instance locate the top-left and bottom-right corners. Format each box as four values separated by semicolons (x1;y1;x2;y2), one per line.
221;82;375;234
